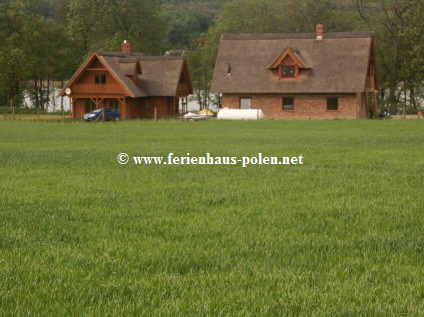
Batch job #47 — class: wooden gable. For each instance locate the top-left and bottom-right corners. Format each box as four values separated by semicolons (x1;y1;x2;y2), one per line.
269;47;307;69
177;59;193;95
366;39;378;90
59;52;132;97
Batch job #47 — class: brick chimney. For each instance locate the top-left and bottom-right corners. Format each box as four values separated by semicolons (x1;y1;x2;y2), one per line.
121;40;132;55
316;24;324;41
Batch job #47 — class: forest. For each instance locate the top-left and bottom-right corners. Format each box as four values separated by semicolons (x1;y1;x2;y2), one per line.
0;0;423;114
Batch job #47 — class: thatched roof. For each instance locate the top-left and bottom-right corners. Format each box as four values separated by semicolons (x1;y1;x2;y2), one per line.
99;53;190;97
60;51;192;97
138;57;189;96
211;32;374;94
100;55;145;96
118;62;137;76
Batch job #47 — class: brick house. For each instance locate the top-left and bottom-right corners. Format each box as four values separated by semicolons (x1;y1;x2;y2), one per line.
210;25;378;120
60;41;193;119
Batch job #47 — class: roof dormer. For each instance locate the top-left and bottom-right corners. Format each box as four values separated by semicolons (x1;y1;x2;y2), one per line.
268;47;308;79
118;59;142;87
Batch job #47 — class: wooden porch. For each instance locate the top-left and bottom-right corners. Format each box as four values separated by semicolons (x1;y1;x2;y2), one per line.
69;95;190;119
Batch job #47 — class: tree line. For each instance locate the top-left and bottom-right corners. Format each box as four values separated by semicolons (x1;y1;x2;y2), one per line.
0;0;423;114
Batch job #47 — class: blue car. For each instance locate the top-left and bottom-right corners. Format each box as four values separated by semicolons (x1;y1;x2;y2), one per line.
83;108;120;122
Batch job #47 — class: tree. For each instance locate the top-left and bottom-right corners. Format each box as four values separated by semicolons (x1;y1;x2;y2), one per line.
352;0;419;114
164;6;213;50
0;0;45;108
401;0;424;112
27;18;79;110
67;0;167;56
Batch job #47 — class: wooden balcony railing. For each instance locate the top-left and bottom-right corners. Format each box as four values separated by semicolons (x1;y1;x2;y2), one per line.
72;84;122;94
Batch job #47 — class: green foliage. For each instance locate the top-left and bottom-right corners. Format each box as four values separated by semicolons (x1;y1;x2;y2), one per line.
403;0;424;73
0;0;44;106
401;0;424;108
339;0;424;112
67;0;167;55
160;0;227;3
0;0;80;108
1;120;424;315
164;7;213;50
0;0;169;108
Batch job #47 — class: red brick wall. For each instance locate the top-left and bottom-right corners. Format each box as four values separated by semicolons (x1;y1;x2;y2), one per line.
222;93;362;120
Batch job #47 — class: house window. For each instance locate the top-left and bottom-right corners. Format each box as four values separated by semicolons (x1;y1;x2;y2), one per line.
282;66;295;78
282;97;294;110
109;99;119;109
327;97;338;110
95;74;106;84
240;98;251;109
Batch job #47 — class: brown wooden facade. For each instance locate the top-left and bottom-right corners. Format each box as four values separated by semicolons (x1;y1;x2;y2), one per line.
60;42;193;119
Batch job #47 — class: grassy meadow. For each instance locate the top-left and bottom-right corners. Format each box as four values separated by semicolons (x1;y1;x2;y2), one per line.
1;119;424;316
2;114;74;123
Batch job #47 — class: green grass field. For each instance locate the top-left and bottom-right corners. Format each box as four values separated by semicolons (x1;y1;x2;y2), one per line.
1;119;424;316
2;114;75;123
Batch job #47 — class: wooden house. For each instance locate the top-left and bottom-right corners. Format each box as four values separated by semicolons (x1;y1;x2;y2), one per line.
60;41;193;119
211;25;378;120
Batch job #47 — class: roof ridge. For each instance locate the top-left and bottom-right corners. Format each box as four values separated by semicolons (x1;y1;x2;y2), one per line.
221;32;373;41
118;58;140;63
139;56;185;61
97;52;185;62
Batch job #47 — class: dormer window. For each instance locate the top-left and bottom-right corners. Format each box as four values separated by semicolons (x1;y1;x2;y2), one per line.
282;66;296;78
268;47;308;80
